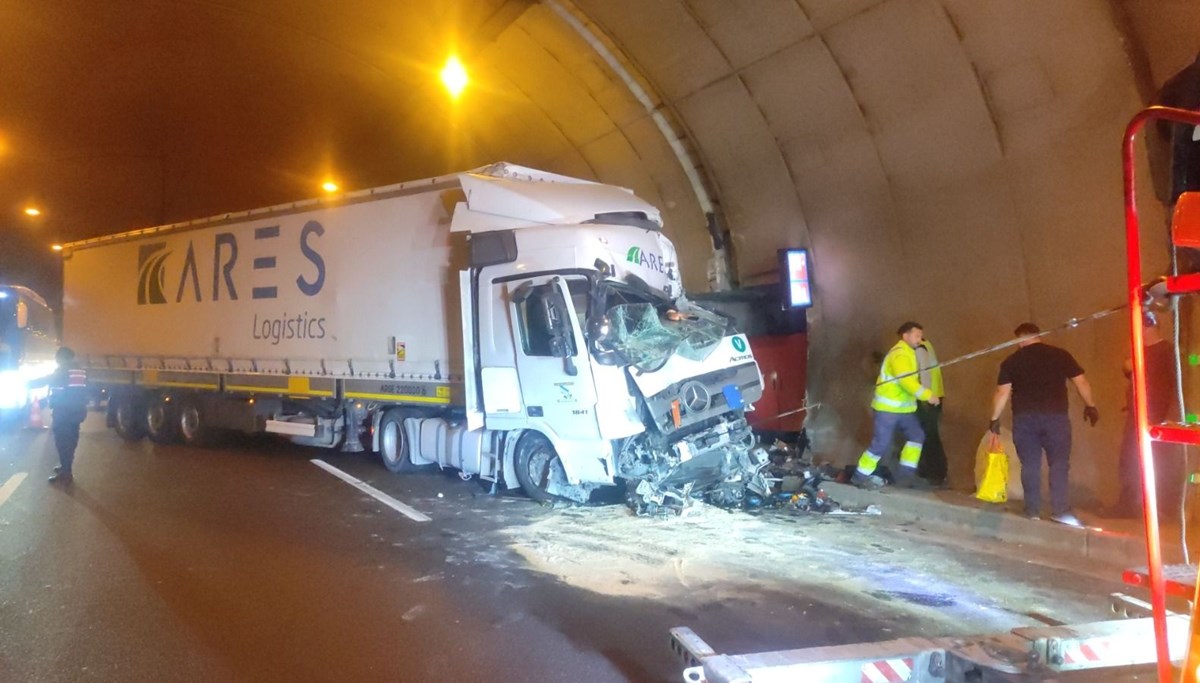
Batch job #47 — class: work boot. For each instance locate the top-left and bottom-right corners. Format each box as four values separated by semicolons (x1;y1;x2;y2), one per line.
894;468;934;491
850;472;885;491
48;470;72;483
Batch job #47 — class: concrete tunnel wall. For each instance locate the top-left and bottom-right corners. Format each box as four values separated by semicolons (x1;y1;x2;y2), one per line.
539;0;1195;503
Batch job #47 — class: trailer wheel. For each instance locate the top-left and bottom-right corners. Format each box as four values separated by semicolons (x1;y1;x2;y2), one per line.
178;398;214;447
514;432;567;503
145;396;179;444
379;409;418;473
112;394;147;442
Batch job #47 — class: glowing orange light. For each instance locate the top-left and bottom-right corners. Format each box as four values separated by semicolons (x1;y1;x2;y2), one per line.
440;55;468;99
24;207;41;217
322;181;339;193
51;244;63;252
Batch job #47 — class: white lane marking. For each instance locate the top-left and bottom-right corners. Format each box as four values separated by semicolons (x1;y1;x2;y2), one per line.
0;473;29;508
310;459;431;522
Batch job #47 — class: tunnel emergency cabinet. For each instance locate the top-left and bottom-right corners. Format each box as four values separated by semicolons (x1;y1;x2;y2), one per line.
61;163;769;511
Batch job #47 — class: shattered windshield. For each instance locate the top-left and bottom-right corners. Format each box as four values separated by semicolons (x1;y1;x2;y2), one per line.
599;284;728;371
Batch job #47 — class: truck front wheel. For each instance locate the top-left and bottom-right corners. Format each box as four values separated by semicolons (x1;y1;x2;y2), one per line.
514;432;568;503
379;409;418;473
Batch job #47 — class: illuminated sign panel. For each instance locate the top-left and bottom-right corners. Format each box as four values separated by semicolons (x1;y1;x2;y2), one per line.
779;248;812;309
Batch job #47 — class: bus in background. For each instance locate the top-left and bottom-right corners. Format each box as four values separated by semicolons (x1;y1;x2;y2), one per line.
0;285;59;421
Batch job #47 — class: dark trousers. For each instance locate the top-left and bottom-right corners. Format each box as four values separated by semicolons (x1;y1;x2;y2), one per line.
915;401;945;484
866;410;924;458
52;420;81;473
1012;413;1072;516
1118;416;1182;517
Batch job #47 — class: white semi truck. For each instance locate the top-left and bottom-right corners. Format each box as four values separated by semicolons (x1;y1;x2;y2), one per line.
62;163;769;511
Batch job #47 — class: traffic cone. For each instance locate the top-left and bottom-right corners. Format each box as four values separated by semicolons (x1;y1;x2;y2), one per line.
27;398;44;430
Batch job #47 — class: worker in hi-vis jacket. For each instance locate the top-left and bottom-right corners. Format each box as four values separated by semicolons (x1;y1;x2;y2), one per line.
853;322;940;490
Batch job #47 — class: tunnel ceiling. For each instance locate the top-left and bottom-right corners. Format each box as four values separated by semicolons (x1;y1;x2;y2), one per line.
0;1;1193;284
1;0;1198;496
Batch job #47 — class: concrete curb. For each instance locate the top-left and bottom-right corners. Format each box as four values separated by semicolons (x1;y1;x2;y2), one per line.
823;482;1170;568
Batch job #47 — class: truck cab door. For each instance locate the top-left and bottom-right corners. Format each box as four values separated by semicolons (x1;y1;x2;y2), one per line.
501;275;600;441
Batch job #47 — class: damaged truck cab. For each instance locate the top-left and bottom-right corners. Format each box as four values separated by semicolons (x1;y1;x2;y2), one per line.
450;166;769;512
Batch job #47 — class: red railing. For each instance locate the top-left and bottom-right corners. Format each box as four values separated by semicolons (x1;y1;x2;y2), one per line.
1123;106;1200;683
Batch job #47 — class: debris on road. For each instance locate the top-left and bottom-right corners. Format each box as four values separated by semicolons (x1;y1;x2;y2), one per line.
703;433;882;517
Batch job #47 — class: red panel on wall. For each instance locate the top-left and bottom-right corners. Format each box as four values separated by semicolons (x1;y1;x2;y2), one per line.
746;333;807;432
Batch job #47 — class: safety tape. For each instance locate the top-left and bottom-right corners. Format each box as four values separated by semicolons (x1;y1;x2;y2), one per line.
860;657;913;683
1060;638;1120;665
876;303;1125;387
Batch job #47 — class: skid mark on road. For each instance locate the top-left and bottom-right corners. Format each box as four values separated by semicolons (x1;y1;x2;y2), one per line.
0;472;28;507
310;459;431;522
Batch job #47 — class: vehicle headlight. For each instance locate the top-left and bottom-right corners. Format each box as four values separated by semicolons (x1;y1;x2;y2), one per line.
0;371;27;410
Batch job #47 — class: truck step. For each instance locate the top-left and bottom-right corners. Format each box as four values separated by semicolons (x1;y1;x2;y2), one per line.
265;419;317;437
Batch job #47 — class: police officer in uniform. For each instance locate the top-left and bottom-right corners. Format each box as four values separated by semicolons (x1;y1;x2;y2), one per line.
44;347;89;483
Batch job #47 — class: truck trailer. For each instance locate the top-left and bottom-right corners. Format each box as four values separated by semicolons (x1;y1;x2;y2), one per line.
61;163;770;511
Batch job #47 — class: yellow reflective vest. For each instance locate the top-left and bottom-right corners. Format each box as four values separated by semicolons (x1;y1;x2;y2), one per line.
872;339;933;413
917;340;945;399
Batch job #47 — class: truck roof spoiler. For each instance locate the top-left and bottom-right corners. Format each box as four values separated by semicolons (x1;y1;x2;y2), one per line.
451;162;663;234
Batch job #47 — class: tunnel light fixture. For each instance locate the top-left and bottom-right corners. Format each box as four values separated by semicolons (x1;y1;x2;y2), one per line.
440;55;468;99
24;207;41;217
322;181;339;193
51;244;63;252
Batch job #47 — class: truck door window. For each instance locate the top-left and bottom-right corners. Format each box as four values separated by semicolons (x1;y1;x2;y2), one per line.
566;278;590;322
516;283;579;358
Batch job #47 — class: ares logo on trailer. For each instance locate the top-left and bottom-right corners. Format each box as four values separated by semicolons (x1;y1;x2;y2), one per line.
137;243;170;305
135;221;326;305
625;246;666;274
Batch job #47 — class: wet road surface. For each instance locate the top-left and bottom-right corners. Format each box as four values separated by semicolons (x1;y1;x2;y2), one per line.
0;414;1141;682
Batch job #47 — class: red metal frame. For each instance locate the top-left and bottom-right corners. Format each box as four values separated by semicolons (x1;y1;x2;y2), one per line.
1123;567;1199;600
1167;273;1200;296
1149;424;1200;446
1123;106;1200;683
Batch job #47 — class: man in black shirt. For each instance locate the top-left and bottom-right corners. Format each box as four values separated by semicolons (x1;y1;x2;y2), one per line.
989;323;1098;525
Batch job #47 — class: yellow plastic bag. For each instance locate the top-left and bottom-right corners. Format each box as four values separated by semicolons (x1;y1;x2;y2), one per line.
974;431;1023;501
975;435;1009;503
